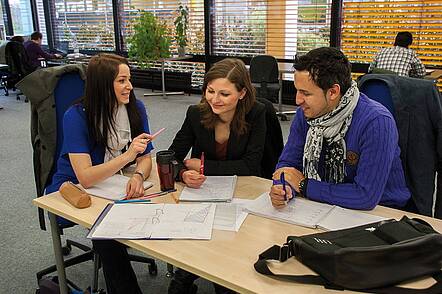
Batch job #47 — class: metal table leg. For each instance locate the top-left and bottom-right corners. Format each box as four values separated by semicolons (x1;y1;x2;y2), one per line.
48;212;69;294
144;59;184;98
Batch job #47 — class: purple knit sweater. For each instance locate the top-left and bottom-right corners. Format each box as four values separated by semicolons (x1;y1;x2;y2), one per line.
277;93;410;210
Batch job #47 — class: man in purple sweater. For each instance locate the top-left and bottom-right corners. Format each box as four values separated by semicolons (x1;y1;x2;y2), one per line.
270;47;410;210
24;31;62;69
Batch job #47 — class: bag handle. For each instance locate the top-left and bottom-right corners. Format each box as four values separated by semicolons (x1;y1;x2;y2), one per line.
254;243;442;294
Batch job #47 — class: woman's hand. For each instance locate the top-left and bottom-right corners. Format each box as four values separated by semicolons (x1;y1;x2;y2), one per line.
125;173;145;199
184;158;202;172
126;133;152;162
182;170;206;189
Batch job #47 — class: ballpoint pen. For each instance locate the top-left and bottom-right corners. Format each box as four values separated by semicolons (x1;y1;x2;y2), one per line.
139;189;177;200
280;172;288;202
115;199;152;204
200;152;205;175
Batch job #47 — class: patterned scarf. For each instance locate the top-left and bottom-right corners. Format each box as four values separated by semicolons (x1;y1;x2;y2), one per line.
303;80;359;183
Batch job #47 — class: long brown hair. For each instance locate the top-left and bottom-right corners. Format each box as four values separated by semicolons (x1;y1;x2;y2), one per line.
199;58;256;136
83;53;143;151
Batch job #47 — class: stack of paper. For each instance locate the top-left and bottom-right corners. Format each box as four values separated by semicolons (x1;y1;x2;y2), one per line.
213;198;251;232
179;176;237;202
246;193;388;231
83;174;153;201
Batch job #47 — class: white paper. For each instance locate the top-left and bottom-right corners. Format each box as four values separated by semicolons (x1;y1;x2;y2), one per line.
89;203;216;240
180;176;237;202
246;193;334;228
317;206;387;231
84;174;153;201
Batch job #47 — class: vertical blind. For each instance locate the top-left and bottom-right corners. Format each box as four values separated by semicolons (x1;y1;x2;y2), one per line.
48;0;115;50
211;0;332;59
35;0;48;44
341;0;442;89
119;0;205;87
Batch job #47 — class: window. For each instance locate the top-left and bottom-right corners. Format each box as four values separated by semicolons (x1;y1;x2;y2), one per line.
341;0;442;89
49;0;115;50
0;2;6;39
9;0;33;36
35;0;48;44
211;0;332;59
119;0;205;87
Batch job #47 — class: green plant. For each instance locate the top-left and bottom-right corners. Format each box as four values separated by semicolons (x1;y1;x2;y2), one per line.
174;4;189;48
127;10;171;68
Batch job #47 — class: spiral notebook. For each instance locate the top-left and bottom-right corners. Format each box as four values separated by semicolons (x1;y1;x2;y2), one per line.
246;193;387;231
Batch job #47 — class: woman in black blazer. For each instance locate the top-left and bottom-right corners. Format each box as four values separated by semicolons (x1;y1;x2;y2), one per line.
168;59;266;293
169;58;266;189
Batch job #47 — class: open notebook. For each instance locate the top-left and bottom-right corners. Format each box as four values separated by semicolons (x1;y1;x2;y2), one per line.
179;175;237;202
83;174;153;201
246;193;388;231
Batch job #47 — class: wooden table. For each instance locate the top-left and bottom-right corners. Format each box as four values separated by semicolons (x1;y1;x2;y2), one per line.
34;170;442;294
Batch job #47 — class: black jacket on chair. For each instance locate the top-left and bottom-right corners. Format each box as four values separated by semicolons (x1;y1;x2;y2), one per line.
5;41;33;86
359;74;442;217
169;102;267;177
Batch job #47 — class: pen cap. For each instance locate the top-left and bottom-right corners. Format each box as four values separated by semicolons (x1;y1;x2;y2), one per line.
156;150;178;191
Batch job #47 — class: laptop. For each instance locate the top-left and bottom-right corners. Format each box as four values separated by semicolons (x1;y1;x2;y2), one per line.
50;41;69;57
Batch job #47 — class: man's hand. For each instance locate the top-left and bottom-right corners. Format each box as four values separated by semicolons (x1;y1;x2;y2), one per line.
54;53;63;59
269;184;293;209
272;167;305;193
182;170;206;188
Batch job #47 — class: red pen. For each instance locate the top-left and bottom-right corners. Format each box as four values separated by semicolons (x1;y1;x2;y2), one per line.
200;152;205;175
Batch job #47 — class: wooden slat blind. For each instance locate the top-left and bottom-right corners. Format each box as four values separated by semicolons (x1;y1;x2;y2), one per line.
341;0;442;90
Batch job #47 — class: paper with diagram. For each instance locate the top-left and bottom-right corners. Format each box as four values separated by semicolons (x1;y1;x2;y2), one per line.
246;193;387;231
88;203;216;240
179;176;237;202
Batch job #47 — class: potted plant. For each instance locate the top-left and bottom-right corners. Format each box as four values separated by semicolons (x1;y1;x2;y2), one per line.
127;10;171;68
174;4;189;57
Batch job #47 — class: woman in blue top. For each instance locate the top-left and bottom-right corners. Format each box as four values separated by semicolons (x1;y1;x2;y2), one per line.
46;53;154;294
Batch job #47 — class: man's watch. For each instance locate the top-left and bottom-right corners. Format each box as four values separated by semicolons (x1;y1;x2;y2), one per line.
298;178;307;196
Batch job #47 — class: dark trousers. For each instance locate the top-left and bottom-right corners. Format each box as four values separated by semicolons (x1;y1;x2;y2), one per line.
168;268;236;294
92;240;142;294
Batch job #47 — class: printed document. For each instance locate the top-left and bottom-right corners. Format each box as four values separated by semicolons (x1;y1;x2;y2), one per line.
88;203;216;240
180;176;237;202
213;198;250;232
246;193;387;231
83;174;153;201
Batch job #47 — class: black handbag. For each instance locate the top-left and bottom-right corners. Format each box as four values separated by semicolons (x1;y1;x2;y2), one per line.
255;216;442;293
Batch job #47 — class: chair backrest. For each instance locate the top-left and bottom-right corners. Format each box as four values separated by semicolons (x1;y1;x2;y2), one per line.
5;41;33;76
250;55;279;84
257;97;284;179
53;72;86;166
359;79;396;117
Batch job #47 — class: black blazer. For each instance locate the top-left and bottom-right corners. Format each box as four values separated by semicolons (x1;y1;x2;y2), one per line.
169;102;267;176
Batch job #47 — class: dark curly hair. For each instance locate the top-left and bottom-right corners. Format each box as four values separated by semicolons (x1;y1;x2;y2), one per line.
294;47;352;95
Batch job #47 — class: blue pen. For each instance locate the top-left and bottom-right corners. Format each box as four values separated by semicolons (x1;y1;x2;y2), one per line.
280;172;287;201
115;199;152;204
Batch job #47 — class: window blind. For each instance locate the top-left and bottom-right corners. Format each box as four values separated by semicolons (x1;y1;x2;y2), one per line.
35;0;48;44
48;0;115;51
120;0;205;87
341;0;442;90
211;0;332;59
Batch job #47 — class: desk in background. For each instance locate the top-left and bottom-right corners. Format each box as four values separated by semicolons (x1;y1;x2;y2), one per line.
34;163;442;294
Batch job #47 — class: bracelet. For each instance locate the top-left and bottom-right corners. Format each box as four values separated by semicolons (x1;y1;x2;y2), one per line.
133;171;145;180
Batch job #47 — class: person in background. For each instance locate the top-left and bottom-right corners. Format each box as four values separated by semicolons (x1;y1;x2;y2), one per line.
168;58;266;294
24;31;62;69
368;31;426;78
45;53;154;294
270;47;410;210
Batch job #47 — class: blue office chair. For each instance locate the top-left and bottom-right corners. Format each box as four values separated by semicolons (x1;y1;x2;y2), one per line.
358;78;396;117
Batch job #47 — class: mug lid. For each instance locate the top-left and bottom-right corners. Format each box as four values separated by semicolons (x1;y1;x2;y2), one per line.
156;150;175;165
